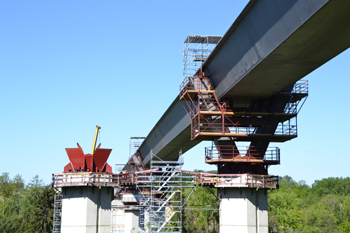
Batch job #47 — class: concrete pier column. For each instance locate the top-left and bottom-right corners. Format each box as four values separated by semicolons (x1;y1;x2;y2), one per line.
220;188;268;233
61;186;113;233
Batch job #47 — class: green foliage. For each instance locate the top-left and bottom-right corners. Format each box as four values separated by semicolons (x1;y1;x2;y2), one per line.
1;171;349;233
268;176;350;233
182;186;219;233
268;188;303;232
311;177;350;196
182;174;350;232
0;172;54;233
340;221;350;232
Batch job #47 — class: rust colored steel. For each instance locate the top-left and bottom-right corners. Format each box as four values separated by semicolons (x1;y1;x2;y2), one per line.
64;144;112;173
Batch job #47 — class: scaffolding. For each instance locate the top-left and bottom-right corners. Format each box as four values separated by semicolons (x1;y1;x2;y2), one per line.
179;75;308;142
53;188;62;233
179;74;243;140
128;137;146;172
130;137;146;158
183;35;221;79
137;155;190;233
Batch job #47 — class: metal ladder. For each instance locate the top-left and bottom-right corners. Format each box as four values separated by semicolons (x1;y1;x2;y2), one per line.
53;189;62;233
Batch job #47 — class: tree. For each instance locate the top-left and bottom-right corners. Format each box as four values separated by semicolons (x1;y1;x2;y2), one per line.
268;188;303;232
183;186;219;233
27;185;54;233
0;173;53;233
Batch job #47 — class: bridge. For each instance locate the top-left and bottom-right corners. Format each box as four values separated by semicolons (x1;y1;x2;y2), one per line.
55;1;350;232
125;0;350;170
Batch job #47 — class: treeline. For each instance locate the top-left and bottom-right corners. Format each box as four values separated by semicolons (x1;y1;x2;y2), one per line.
269;176;350;233
181;173;350;233
1;171;349;233
0;172;54;233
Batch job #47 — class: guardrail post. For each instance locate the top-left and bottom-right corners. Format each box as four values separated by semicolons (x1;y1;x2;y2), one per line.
263;176;265;188
250;174;253;188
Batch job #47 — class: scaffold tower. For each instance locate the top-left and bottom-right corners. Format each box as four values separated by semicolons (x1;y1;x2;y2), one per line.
137;155;186;233
128;137;146;172
130;137;146;158
183;35;221;79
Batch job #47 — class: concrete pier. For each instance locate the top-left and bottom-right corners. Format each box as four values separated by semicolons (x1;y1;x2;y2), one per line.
61;186;113;233
220;188;268;233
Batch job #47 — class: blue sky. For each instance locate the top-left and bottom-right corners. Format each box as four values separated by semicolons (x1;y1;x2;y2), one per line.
1;1;349;185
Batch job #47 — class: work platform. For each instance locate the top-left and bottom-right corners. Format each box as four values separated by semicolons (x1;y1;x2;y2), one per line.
52;171;278;190
179;74;307;143
52;172;136;187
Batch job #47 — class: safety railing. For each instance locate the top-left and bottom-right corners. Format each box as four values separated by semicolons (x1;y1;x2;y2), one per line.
283;80;308;115
192;117;297;140
275;120;297;136
179;75;213;95
263;147;280;162
205;146;257;160
52;171;279;189
228;126;256;134
204;146;280;164
52;172;135;187
197;95;225;113
191;115;241;140
195;173;278;189
292;80;308;94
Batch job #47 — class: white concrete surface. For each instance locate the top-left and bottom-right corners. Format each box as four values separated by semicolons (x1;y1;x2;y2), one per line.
61;186;113;233
124;210;140;233
111;198;141;233
220;188;268;233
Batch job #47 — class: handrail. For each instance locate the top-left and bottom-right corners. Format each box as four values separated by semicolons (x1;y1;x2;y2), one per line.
52;171;279;189
195;173;278;189
292;80;308;94
205;146;280;164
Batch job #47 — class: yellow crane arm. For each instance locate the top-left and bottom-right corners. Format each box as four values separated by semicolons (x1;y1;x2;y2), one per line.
91;125;101;155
